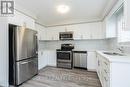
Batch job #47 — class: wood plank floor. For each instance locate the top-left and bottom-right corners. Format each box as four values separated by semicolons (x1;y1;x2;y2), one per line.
20;66;102;87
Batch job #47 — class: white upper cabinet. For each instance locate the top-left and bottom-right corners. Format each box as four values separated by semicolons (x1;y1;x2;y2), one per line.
8;10;35;29
67;24;91;40
89;22;104;39
103;16;117;38
67;22;104;40
102;0;124;38
35;24;46;40
103;0;130;42
45;22;104;41
76;24;91;39
124;0;130;31
46;26;65;40
8;11;23;26
23;15;35;30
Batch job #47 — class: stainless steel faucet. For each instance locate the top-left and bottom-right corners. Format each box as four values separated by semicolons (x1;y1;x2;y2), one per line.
117;47;124;53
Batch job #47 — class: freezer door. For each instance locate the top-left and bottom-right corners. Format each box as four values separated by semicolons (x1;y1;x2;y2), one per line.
16;58;38;85
16;27;37;61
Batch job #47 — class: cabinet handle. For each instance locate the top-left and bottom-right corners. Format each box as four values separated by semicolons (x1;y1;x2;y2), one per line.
81;35;83;39
104;62;108;65
104;69;108;73
98;61;100;66
104;77;108;81
52;37;54;40
90;34;93;39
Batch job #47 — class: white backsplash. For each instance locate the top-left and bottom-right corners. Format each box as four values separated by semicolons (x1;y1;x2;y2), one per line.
39;39;109;51
107;38;130;54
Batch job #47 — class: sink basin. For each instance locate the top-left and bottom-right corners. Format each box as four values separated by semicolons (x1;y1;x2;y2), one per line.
103;52;125;56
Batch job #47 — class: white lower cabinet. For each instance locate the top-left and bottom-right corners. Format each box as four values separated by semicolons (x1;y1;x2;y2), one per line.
96;52;130;87
38;50;48;70
47;50;56;66
87;52;97;71
96;53;111;87
38;50;56;70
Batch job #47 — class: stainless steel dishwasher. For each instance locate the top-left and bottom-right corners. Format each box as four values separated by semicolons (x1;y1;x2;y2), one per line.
73;51;87;69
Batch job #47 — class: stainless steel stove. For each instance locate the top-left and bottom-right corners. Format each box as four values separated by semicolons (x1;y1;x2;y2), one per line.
56;44;74;69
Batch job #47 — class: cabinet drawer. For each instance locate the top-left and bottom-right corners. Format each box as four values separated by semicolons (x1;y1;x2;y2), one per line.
103;75;110;87
103;67;110;78
102;58;110;72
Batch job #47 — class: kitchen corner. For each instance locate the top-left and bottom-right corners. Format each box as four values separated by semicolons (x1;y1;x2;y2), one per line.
96;50;130;87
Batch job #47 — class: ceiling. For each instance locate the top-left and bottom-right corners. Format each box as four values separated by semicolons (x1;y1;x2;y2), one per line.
15;0;118;26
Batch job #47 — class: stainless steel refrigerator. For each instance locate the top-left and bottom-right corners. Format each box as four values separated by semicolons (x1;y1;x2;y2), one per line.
9;24;38;86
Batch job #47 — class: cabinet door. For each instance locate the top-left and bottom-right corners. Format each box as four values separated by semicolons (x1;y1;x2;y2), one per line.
8;11;35;29
46;29;53;40
90;22;104;39
23;15;35;29
67;25;82;40
87;52;97;71
96;54;101;73
124;0;130;30
67;24;92;40
38;50;48;69
36;24;46;40
79;24;91;39
47;50;56;66
46;26;65;40
8;11;23;26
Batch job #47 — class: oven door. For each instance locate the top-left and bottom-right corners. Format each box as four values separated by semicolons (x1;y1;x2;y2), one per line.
57;51;72;61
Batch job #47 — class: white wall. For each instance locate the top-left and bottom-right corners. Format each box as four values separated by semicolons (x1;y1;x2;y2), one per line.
38;39;109;70
0;17;9;87
8;10;35;29
0;4;36;87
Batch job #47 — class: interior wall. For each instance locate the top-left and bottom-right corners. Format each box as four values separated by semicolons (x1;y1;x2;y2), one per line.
0;17;9;87
39;39;109;51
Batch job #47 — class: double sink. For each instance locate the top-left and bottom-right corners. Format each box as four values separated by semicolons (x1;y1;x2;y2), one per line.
103;52;125;56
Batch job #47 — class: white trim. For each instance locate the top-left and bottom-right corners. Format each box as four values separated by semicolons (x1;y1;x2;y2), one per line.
46;20;102;27
35;22;47;28
87;69;96;72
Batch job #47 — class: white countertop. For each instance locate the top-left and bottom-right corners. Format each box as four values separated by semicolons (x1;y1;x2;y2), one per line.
96;51;130;63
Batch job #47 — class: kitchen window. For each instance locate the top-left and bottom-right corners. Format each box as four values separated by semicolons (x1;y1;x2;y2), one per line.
116;5;130;43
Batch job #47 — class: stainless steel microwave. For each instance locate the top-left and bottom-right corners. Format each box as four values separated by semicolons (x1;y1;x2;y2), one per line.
59;32;73;40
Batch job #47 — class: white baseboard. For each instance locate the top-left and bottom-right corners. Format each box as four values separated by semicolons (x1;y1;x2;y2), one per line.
87;69;96;72
0;81;9;87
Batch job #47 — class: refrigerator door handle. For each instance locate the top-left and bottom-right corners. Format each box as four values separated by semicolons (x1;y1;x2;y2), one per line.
20;61;32;65
34;34;38;55
12;27;16;85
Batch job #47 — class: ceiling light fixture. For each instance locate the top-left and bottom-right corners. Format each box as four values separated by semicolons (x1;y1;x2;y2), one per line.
57;5;70;14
